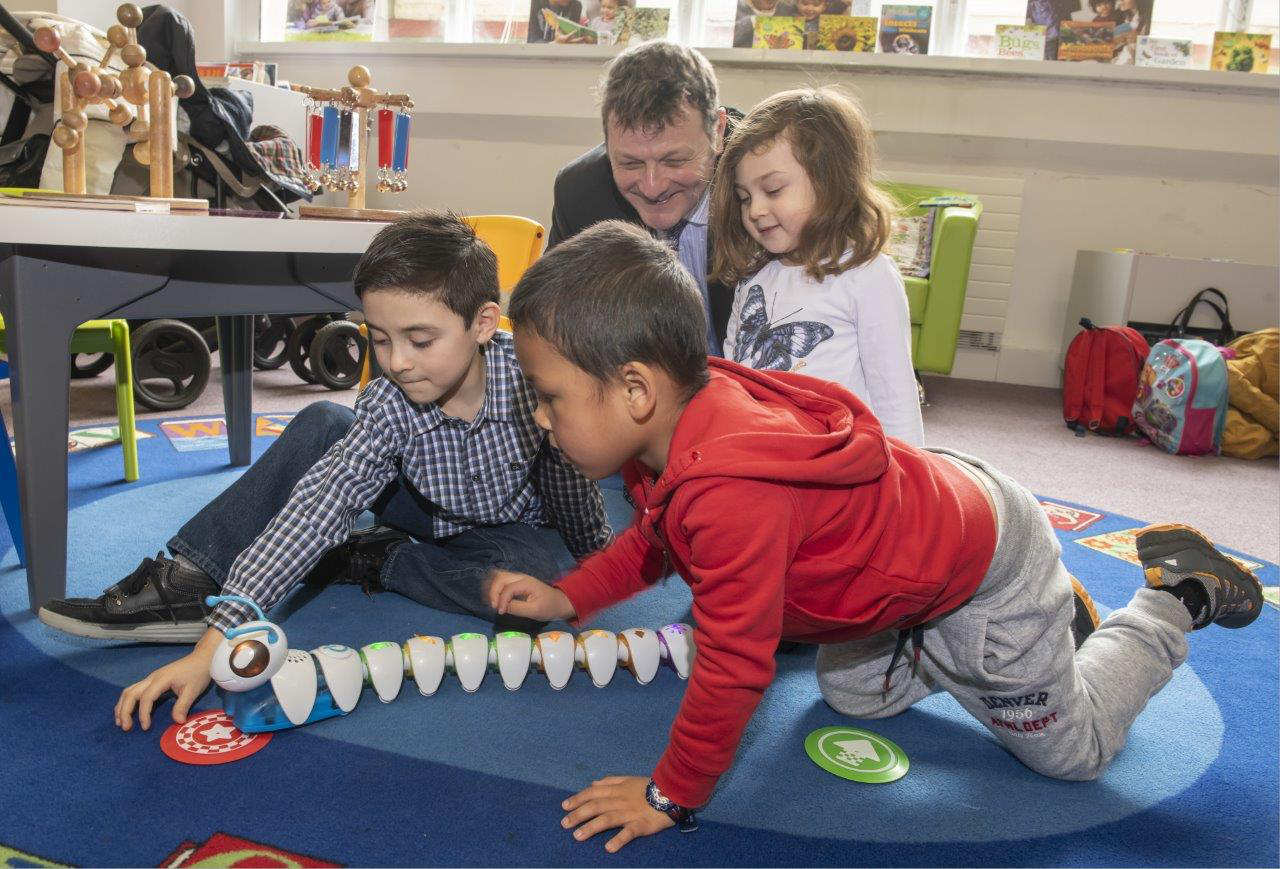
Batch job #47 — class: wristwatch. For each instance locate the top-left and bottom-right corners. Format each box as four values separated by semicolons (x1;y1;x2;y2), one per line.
645;779;699;833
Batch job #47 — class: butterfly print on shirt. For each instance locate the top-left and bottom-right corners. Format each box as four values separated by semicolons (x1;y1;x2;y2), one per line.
732;283;834;371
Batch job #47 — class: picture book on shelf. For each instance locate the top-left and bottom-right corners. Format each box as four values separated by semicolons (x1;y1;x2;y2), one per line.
878;4;932;54
541;7;601;42
1057;20;1114;61
285;0;376;41
1135;35;1192;68
995;24;1045;59
817;15;877;51
753;15;806;49
617;6;671;43
1210;32;1272;73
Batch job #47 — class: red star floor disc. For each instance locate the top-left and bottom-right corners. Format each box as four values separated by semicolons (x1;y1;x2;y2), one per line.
160;709;272;765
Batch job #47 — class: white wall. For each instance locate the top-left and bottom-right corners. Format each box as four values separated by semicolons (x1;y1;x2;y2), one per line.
236;44;1279;386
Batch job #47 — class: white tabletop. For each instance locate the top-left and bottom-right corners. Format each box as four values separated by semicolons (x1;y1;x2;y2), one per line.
0;205;389;254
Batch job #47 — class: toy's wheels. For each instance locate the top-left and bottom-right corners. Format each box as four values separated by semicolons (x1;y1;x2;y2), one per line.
70;352;114;379
309;320;364;391
253;315;294;370
131;319;211;411
286;316;327;384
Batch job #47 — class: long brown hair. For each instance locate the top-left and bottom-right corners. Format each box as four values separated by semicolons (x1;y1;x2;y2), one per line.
710;87;893;287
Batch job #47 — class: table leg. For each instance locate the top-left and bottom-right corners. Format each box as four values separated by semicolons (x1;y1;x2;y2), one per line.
217;315;254;467
3;308;74;611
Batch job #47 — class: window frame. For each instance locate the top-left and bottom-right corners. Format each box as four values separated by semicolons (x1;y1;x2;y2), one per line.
250;0;1270;62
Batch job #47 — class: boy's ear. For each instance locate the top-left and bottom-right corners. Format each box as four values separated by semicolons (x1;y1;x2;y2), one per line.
618;360;658;422
471;301;502;343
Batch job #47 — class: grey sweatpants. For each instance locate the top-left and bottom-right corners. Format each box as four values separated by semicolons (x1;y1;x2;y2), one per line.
816;449;1193;781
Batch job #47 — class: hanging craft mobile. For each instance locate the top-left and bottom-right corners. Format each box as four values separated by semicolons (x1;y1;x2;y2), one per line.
293;66;414;216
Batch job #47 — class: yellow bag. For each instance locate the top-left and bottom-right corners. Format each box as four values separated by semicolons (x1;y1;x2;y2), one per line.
1222;328;1279;460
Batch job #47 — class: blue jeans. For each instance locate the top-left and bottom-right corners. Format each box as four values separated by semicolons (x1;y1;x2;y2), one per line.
168;401;570;628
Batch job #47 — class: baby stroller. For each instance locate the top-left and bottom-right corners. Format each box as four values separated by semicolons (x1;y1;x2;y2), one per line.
69;314;366;411
1;5;365;409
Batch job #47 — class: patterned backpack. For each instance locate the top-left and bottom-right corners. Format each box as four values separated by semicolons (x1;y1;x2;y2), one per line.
1132;338;1230;455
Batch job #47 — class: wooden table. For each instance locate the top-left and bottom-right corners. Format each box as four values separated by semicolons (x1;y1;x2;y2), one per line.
0;207;389;612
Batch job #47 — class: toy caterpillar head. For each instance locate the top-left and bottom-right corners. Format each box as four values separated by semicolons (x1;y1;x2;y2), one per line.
206;595;288;691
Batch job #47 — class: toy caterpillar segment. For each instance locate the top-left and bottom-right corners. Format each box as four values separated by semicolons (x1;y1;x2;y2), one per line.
207;593;694;733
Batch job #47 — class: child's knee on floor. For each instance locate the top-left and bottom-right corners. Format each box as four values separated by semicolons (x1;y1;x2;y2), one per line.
816;663;929;719
287;400;355;442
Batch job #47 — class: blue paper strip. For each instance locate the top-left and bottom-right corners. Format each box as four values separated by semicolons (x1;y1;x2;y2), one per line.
392;112;410;173
319;105;339;168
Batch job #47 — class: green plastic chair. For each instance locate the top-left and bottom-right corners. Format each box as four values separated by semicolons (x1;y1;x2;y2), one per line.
878;182;983;376
0;317;139;482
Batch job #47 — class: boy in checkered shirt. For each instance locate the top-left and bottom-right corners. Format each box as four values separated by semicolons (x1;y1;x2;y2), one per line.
38;211;612;732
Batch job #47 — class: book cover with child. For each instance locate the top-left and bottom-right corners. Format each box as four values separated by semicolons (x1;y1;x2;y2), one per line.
995;23;1046;59
285;0;377;41
1057;20;1114;61
878;5;932;54
753;16;806;49
1210;32;1272;73
541;7;601;42
585;0;627;44
1135;35;1192;68
817;15;877;51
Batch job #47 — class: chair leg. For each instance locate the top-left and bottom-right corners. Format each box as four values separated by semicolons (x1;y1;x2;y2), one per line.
0;411;26;566
111;321;139;482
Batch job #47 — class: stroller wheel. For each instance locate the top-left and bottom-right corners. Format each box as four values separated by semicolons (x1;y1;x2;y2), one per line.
286;316;328;384
310;320;364;391
70;352;114;379
253;315;295;370
131;319;212;411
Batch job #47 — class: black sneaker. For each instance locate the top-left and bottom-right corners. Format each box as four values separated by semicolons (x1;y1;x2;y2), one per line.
305;525;410;596
1136;523;1264;630
38;553;218;643
1070;574;1101;649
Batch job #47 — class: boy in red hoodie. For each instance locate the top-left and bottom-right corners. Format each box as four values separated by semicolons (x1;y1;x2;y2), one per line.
489;220;1264;853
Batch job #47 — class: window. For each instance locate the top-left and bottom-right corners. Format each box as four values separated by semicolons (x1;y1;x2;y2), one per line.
390;0;448;39
1249;0;1278;47
255;0;1271;71
961;0;1023;54
698;0;738;45
1149;0;1223;46
471;0;527;42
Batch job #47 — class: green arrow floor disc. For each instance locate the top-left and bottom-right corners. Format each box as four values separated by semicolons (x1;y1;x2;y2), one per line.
805;726;909;783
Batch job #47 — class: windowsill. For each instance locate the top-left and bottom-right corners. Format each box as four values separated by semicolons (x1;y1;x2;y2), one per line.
237;40;1280;94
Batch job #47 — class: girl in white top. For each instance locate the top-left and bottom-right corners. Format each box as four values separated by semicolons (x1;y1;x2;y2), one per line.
711;88;925;446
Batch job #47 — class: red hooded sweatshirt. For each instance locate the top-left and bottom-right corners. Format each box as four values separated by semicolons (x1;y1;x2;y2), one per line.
555;359;997;808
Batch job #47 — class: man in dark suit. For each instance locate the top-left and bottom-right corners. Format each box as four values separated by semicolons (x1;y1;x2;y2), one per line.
546;41;736;353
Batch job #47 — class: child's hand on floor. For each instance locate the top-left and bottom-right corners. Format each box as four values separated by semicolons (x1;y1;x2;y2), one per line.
561;775;674;852
488;570;576;622
114;627;220;732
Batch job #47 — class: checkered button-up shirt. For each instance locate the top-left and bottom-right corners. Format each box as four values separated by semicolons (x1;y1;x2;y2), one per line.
208;333;611;632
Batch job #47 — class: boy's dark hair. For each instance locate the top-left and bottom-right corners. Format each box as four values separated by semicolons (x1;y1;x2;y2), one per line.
352;210;499;324
508;220;710;402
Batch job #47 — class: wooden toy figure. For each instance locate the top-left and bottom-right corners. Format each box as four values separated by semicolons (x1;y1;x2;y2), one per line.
36;3;194;198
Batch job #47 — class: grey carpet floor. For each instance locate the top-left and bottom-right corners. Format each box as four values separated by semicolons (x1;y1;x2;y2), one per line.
5;358;1277;564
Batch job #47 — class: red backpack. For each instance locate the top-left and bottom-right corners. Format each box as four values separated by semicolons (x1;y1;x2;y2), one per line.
1062;318;1150;437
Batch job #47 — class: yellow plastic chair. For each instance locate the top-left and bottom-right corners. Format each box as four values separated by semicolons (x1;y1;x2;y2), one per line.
358;215;545;389
0;316;139;482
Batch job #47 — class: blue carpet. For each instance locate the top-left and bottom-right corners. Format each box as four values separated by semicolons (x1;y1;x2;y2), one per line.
1;413;1276;867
